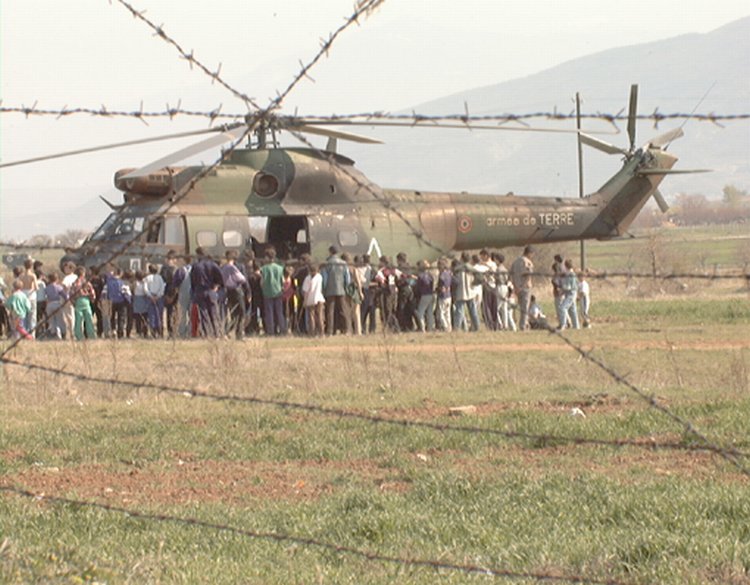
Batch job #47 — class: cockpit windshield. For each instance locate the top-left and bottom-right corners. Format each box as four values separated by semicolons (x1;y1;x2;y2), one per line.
89;213;146;241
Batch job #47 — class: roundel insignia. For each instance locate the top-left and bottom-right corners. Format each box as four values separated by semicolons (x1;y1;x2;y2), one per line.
457;215;473;234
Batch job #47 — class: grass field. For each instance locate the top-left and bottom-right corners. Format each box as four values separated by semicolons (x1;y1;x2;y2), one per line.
2;292;750;584
1;224;749;583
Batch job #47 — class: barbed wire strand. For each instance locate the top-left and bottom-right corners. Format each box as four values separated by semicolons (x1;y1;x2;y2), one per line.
545;324;750;476
0;1;746;579
2;104;748;125
0;485;628;585
2;355;747;461
0;0;385;357
112;0;261;112
0;122;255;360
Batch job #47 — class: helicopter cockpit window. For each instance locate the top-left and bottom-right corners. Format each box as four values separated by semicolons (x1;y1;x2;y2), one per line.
196;230;218;248
90;214;145;240
116;216;145;236
253;172;279;198
89;213;118;240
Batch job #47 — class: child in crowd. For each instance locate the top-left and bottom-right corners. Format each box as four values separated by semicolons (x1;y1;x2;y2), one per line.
7;280;33;340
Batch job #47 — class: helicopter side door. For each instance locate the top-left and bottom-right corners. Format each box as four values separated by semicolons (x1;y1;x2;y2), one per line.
265;215;311;260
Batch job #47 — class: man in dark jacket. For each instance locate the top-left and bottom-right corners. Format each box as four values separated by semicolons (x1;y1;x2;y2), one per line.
190;247;224;337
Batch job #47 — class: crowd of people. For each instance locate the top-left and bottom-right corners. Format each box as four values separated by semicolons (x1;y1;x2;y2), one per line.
0;245;591;341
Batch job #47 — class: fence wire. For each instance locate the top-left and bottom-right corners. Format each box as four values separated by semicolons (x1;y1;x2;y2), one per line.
0;485;629;585
1;0;748;581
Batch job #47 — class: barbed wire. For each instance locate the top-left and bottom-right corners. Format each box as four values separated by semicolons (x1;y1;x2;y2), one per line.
284;125;449;255
1;1;746;579
0;0;383;357
112;0;261;112
0;123;255;359
0;485;629;585
544;324;750;476
2;104;748;126
2;237;749;283
2;354;747;461
268;0;385;113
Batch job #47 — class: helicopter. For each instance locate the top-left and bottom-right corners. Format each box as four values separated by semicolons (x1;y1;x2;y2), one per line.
2;85;706;272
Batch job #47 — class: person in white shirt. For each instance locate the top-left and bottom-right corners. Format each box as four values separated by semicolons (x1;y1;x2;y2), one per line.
301;263;326;336
578;272;591;328
143;264;166;337
61;262;78;340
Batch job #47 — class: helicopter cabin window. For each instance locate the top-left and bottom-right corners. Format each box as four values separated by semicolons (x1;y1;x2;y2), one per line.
163;216;186;246
196;230;218;248
222;230;243;248
146;218;162;243
338;229;359;248
247;217;268;243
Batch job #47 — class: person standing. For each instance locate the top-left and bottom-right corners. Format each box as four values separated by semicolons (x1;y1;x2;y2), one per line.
33;261;48;337
7;280;33;340
259;247;286;336
557;259;580;330
436;259;453;332
375;256;400;333
301;263;325;337
414;260;436;332
144;264;166;337
45;272;67;339
479;250;498;330
343;253;363;335
453;253;480;332
510;246;535;331
172;256;193;338
190;248;224;337
321;246;351;336
106;267;128;339
61;262;78;340
578;271;591;328
160;251;178;337
18;259;38;338
494;254;512;331
70;267;97;340
221;250;249;340
357;254;377;335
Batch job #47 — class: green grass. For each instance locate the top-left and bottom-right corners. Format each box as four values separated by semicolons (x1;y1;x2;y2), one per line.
2;255;750;583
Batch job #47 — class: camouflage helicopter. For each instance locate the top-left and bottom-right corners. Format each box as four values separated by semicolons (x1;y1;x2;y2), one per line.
2;85;704;271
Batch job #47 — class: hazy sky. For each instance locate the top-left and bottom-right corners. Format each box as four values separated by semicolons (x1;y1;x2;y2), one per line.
1;0;749;237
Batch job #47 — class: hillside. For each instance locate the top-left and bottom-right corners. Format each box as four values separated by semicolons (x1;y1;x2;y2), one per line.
346;17;750;200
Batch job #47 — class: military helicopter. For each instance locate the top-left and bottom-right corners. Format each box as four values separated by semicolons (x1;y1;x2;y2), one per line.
2;85;705;271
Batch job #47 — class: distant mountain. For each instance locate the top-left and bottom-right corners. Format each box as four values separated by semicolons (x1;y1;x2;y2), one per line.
346;17;750;201
1;190;108;241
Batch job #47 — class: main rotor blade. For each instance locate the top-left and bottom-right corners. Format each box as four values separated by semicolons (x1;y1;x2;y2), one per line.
0;125;243;170
579;133;628;155
652;189;670;213
297;119;616;136
637;168;711;175
294;124;383;144
627;84;639;151
648;127;684;148
121;125;249;179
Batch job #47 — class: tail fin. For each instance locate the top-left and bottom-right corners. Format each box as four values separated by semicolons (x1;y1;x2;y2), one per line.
587;148;678;237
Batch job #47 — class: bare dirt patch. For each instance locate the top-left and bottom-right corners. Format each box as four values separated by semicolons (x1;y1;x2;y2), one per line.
3;458;404;507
